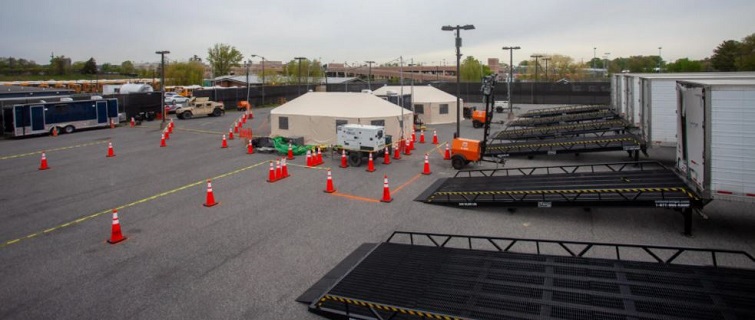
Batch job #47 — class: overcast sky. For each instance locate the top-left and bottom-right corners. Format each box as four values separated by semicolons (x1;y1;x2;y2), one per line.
2;0;753;67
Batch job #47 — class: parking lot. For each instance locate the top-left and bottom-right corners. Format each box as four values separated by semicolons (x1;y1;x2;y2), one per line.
1;105;754;319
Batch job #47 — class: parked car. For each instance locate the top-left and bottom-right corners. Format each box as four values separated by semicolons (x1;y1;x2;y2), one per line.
164;92;190;104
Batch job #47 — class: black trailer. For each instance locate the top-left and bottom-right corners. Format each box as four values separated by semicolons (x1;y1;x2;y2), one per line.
3;97;119;137
492;119;633;141
518;104;612;118
302;231;755;320
507;109;619;127
417;162;700;235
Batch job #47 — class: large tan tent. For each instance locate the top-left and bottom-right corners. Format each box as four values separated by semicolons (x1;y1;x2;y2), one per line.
269;92;414;145
372;85;460;125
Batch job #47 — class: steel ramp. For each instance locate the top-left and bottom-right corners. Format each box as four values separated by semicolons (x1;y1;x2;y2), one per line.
492;119;633;141
484;134;645;158
307;232;755;320
508;110;619;127
518;104;612;118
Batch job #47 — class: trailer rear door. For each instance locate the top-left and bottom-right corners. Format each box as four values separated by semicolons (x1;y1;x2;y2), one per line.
676;85;706;190
96;101;107;123
31;105;45;131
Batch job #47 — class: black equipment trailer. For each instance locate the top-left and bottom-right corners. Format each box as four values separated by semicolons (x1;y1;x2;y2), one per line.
416;162;701;235
301;231;755;320
484;134;646;161
518;104;613;118
507;110;619;127
493;119;633;141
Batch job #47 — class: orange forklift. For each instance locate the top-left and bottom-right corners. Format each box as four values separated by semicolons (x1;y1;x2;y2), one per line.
450;75;502;169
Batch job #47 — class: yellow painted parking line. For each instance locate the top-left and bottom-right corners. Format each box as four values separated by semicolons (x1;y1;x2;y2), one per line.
0;160;269;249
0;140;109;160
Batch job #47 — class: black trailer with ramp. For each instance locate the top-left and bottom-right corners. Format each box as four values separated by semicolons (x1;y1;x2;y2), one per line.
507;109;619;127
484;134;646;161
417;162;700;235
493;119;633;141
301;231;755;320
518;104;612;118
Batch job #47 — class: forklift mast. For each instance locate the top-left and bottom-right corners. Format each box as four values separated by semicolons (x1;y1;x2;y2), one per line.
480;75;496;157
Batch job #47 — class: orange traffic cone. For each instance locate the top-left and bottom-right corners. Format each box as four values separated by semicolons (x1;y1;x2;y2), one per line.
107;209;127;244
422;153;432;175
203;180;219;207
383;146;391;164
324;169;336;193
393;142;401;160
164;128;170;140
340;149;348;168
404;139;412;155
316;148;323;165
233;121;239;133
419;130;425;143
275;159;282;180
249;109;254;119
106;141;115;158
281;158;289;178
306;150;313;167
409;137;415;151
228;128;234;140
109;119;115;129
160;133;167;147
287;143;294;160
51;126;58;137
380;175;393;203
241;114;247;124
267;161;276;182
39;151;50;170
411;131;416;142
432;130;438;144
247;139;255;154
366;152;375;172
444;143;451;160
221;134;228;148
130;117;135;128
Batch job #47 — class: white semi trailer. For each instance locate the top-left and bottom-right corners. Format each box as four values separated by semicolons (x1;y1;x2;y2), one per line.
676;79;755;203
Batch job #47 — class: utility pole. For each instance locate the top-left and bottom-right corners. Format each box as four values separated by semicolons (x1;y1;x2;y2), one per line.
155;50;170;129
658;47;662;73
542;57;551;82
244;60;250;104
251;54;266;105
502;46;520;118
365;60;375;90
441;24;475;138
295;57;306;95
530;54;543;82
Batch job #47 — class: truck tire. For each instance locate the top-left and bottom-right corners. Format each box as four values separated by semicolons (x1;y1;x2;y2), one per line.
451;155;466;170
472;120;482;128
182;111;193;119
64;125;75;134
347;151;363;167
213;108;222;117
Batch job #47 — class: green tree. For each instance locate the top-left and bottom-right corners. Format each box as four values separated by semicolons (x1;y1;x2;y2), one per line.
120;60;135;75
460;56;484;81
71;61;85;74
81;57;97;74
736;33;755;71
165;61;205;85
666;58;704;72
49;55;71;75
711;40;740;71
283;58;324;84
206;43;243;76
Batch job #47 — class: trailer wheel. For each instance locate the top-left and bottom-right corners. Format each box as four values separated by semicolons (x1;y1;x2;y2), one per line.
182;111;192;119
472;121;482;128
348;151;363;167
451;155;466;170
63;125;75;134
212;108;222;117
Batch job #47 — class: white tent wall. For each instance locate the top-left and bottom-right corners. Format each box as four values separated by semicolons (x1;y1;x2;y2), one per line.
270;113;413;145
373;86;458;125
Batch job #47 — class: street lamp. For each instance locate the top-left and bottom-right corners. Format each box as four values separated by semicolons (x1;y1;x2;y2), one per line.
365;60;375;90
441;24;475;138
604;52;610;77
251;54;266;105
658;47;662;73
502;46;520;117
530;54;543;82
542;57;551;82
155;50;169;128
593;47;597;70
294;57;306;95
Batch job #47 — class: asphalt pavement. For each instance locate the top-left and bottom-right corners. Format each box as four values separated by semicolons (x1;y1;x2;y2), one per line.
1;105;753;319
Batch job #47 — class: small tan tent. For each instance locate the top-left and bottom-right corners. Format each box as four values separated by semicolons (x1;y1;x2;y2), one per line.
373;85;460;125
269;92;414;145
